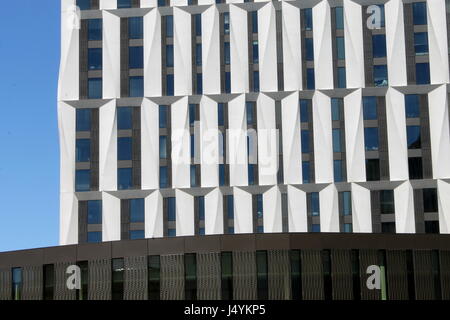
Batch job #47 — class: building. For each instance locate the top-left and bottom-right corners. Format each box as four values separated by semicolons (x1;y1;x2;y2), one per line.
1;0;448;300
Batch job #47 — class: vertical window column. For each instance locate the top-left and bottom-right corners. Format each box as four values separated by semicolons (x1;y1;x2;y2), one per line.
164;196;176;237
189;104;201;187
339;191;352;232
194;196;205;235
159;105;172;188
253;194;263;233
192;14;202;95
248;11;259;92
163;14;174;96
301;8;314;90
332;6;346;88
223;194;235;234
220;12;231;93
121;198;145;240
246;101;258;186
300;99;315;184
218;103;230;186
307;192;320;232
121;17;144;97
78;199;102;243
331;98;347;182
371;190;396;233
414;188;439;234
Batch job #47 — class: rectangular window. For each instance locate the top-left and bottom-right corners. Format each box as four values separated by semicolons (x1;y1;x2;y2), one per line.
88;48;102;70
112;258;124;300
159;136;167;159
118;168;133;190
167;74;174;96
129;46;144;69
219;164;225;186
416;63;430;84
423;188;438;213
306;68;315;90
117;0;132;8
256;194;263;220
337;67;346;88
196;73;203;95
12;267;22;300
342;191;352;216
185;254;197;300
130;230;145;240
414;32;429;55
301;130;310;153
77;0;91;10
300;100;309;123
256;251;268;300
372;35;387;58
76;139;91;162
373;65;388;87
168;197;176;222
76;109;91;132
195;44;202;66
129;17;143;39
168;228;176;237
87;231;102;243
336;37;345;60
252;41;259;64
160;166;168;188
118;137;132;161
166;45;174;68
409;157;423;180
77;261;88;300
148;256;161;300
43;265;54;300
76;170;91;192
159;105;168;128
166;15;174;37
304;8;313;31
311;192;320;216
227;195;234;219
380;190;394;214
405;95;420;118
248;164;255;186
194;14;201;36
363;97;377;120
335;7;344;30
312;224;320;232
364;127;379;151
253;71;260;92
117;107;133;130
407;126;421;149
88;78;102;99
225;72;231;94
366;159;380;181
382;222;396;234
130;198;145;223
246;102;255;125
302;161;310;184
221;252;233;300
305;38;314;61
412;2;427;25
197;196;205;221
189;104;196;127
224;42;230;65
129;76;144;97
224;12;230;35
252;11;258;33
87;200;102;224
334;160;343;182
158;0;167;6
332;129;342;153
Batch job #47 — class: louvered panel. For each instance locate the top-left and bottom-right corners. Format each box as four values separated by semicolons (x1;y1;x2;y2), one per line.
301;250;324;300
331;249;353;300
268;250;291;300
440;251;450;300
54;262;76;300
414;250;434;300
88;259;112;300
359;249;380;300
160;254;184;300
124;256;148;300
197;252;221;300
233;251;257;300
0;268;11;300
386;250;409;300
22;266;42;300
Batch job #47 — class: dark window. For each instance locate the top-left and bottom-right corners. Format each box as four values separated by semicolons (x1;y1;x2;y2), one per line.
336;37;345;60
311;192;320;216
117;107;133;130
76;170;91;192
88;19;102;41
304;8;313;31
248;164;256;186
374;65;388;87
196;73;203;94
301;130;310;153
405;95;420;118
407;126;421;149
118;137;132;160
366;159;380;181
158;0;167;6
185;253;197;300
159;105;168;128
409;157;423;180
167;74;174;96
118;168;133;190
87;231;102;243
219;164;225;186
12;267;22;300
129;76;144;97
130;198;145;223
416;63;430;84
364;127;379;151
253;71;259;92
425;221;440;234
224;42;230;65
130;230;145;240
225;72;231;94
414;32;429;55
332;129;342;152
168;228;176;237
194;14;201;36
300;100;309;122
88;48;102;70
334;160;343;182
117;0;132;8
197;196;205;221
160;166;168;188
290;250;302;300
76;109;91;132
76;139;91;162
412;2;427;25
335;7;344;30
88;78;102;99
312;224;320;232
372;35;387;58
246;102;255;124
302;161;310;183
363;96;377;120
380;190;394;214
160;136;167;159
256;251;268;300
112;258;124;300
252;11;258;33
221;252;233;300
87;200;102;224
256;194;263;220
337;67;346;88
129;17;143;39
252;41;259;64
189;104;196;127
423;188;438;213
306;68;315;90
195;44;202;66
227;195;234;219
382;222;396;234
191;165;197;187
342;192;352;216
168;197;176;222
166;45;174;68
305;38;314;61
148;256;161;300
43;265;54;301
129;46;143;69
77;0;91;10
77;261;88;300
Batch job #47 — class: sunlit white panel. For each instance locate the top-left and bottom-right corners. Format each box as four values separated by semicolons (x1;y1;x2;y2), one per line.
145;191;163;238
174;7;192;96
230;4;249;93
99;100;117;191
102;192;121;241
228;94;248;187
141;99;160;190
394;181;415;234
281;92;301;184
176;189;194;236
263;186;282;233
202;6;221;94
205;188;224;235
258;2;278;92
103;11;121;99
200;96;219;187
144;9;162;97
287;185;307;232
313;91;333;183
171;97;191;188
234;187;253;234
351;183;372;233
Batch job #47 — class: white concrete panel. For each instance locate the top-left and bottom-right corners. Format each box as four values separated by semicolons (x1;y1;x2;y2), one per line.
427;0;450;84
281;1;302;91
385;88;409;181
60;193;78;245
141;0;158;7
205;188;224;235
319;184;340;232
230;4;249;93
200;96;219;187
438;180;450;234
99;100;118;191
281;92;302;184
258;2;278;92
227;0;243;3
174;8;193;96
103;11;121;99
234;187;253;234
394;181;415;234
263;186;282;233
141;99;160;190
344;89;366;182
202;6;221;94
312;91;334;183
257;94;278;185
428;86;450;179
171;97;191;188
144;9;162;97
385;0;407;86
102;192;121;241
58;102;76;194
176;189;195;236
171;0;188;6
287;185;308;232
59;0;79;101
145;191;163;238
100;0;116;9
343;0;365;88
228;94;248;186
198;0;214;4
313;0;334;89
351;183;372;233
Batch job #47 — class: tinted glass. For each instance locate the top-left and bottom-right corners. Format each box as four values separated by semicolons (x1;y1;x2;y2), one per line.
363;97;377;120
117;0;131;8
88;78;102;99
88;48;102;70
118;137;132;160
246;102;254;124
407;125;421;149
372;34;387;58
129;46;143;69
117;107;133;130
332;129;342;153
256;194;263;219
166;45;174;67
159;105;168;128
409;157;423;179
300;100;309;122
129;17;143;39
364;127;379;151
335;7;344;30
366;159;380;181
423;189;438;213
253;71;259;92
416;63;430;84
405;95;420;118
227;196;234;219
160;166;168;188
311;192;320;216
118;168;133;190
225;72;231;93
331;98;343;121
412;2;427;25
252;11;258;33
312;224;320;232
301;130;310;153
334;160;343;182
130;230;145;240
129;76;144;97
130;199;145;223
342;192;351;216
77;0;91;10
302;161;310;183
76;170;91;192
168;197;176;221
380;190;394;214
337;67;346;88
76;139;91;162
224;42;230;65
224;12;230;34
196;73;203;94
195;44;202;66
87;200;102;224
373;65;388;87
336;37;345;60
76;109;91;132
306;68;315;90
304;8;313;30
194;14;201;36
88;19;102;41
87;231;102;243
305;38;314;61
248;164;255;185
166;15;174;37
159;136;167;159
167;74;174;96
414;32;429;55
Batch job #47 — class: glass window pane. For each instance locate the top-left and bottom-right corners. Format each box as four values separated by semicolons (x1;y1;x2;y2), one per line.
372;35;387;58
246;102;254;124
227;196;234;219
160;166;168;188
304;8;313;31
364;127;379;151
118;137;132;160
407;125;421;149
190;165;197;187
189;104;196;127
166;15;174;37
88;78;102;99
129;76;143;97
87;200;102;224
302;161;310;183
337;67;346;88
300;100;309;123
380;190;394;214
76;109;91;132
332;129;342;153
77;0;91;10
76;170;91;192
414;32;429;55
76;139;91;162
88;19;102;41
195;44;202;66
159;136;167;159
331;98;342;121
224;42;230;65
253;41;259;64
306;68;315;90
335;7;344;30
342;192;351;216
87;231;102;243
130;199;145;223
129;17;143;39
252;11;258;33
118;168;133;190
413;2;427;25
312;224;320;232
117;107;133;130
159;105;167;128
311;192;320;216
256;194;263;219
196;73;203;94
168;197;176;221
225;72;231;93
334;160;343;182
305;38;314;61
423;189;438;213
363;96;377;120
129;46;143;69
130;230;145;240
366;159;380;181
194;14;201;36
117;0;132;8
405;95;420;118
253;71;259;92
416;63;430;84
248;164;255;185
336;37;345;60
218;103;224;127
224;12;230;34
301;130;310;153
373;65;388;87
166;45;174;68
344;224;352;233
409;157;423;180
167;74;174;96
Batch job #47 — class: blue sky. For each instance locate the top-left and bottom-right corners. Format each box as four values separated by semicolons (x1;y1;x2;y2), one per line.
0;1;61;252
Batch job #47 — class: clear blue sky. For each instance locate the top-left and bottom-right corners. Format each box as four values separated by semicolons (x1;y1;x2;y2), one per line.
0;1;61;252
